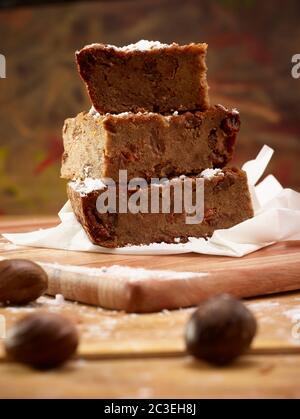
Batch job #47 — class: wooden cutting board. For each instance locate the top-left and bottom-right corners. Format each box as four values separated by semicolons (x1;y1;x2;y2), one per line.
1;217;300;313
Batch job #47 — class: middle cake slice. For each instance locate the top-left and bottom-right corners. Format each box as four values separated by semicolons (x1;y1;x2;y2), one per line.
61;105;240;183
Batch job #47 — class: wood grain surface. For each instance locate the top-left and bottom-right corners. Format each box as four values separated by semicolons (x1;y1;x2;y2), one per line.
1;355;300;399
1;217;300;312
1;217;300;398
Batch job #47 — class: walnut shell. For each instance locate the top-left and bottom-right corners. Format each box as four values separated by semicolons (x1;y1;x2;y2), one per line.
0;259;48;305
5;312;79;369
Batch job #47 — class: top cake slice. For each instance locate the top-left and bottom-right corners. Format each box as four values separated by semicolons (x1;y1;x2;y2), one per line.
76;40;209;114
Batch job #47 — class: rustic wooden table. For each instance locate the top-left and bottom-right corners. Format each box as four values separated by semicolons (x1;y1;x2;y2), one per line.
0;216;300;399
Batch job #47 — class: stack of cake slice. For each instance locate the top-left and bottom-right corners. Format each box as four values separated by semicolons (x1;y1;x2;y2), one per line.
61;40;253;248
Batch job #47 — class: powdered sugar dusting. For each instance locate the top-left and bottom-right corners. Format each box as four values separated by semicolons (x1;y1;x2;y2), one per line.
69;178;106;195
89;106;100;119
3;306;36;313
81;40;170;53
108;111;185;120
105;111;150;118
121;40;169;51
91;109;161;119
283;307;300;323
86;40;170;52
53;294;65;305
41;262;206;282
200;168;224;180
69;168;221;196
216;104;239;115
248;301;280;311
89;107;187;120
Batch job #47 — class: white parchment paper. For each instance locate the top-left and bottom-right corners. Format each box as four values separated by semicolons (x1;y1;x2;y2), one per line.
3;146;300;257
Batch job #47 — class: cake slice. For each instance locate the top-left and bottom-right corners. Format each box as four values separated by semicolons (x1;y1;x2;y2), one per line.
76;40;209;114
67;168;253;248
61;105;240;183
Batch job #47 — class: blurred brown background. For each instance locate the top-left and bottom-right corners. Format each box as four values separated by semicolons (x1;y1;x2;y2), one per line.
0;0;300;215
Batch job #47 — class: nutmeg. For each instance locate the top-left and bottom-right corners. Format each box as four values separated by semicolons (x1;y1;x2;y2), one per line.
185;294;257;366
0;259;48;305
5;312;79;369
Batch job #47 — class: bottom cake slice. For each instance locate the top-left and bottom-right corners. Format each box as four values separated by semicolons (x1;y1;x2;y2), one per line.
67;168;254;248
